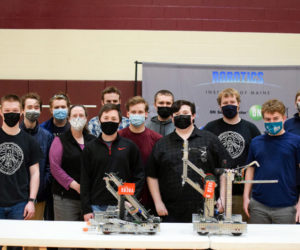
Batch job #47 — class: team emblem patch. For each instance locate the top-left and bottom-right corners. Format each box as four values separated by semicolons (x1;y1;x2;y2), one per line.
219;131;245;159
0;142;24;175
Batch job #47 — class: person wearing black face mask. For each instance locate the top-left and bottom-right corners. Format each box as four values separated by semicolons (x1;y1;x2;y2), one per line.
81;104;144;222
19;93;54;225
0;94;43;250
203;88;260;221
147;100;231;223
145;89;175;136
88;86;129;137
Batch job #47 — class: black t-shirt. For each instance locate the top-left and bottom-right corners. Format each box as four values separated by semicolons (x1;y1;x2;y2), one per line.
147;127;231;221
204;118;261;195
0;128;43;206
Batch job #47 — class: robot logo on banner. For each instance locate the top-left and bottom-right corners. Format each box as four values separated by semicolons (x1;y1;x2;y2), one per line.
142;63;299;132
212;71;264;84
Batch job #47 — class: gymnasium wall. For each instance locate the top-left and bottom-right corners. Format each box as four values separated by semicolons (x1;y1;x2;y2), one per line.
0;80;141;122
0;0;299;121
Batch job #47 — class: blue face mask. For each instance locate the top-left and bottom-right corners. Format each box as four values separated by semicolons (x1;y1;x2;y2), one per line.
129;114;145;127
53;108;68;120
265;121;283;135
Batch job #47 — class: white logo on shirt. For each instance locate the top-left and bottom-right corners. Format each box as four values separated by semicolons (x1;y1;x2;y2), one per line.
219;131;245;159
0;142;24;175
200;146;207;162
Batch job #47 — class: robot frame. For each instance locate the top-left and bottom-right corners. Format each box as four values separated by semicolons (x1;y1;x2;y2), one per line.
84;172;160;235
181;140;277;236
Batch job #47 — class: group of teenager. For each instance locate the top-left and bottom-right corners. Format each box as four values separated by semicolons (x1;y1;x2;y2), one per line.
1;86;300;246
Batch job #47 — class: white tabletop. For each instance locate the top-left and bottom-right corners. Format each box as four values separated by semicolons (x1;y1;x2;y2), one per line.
0;220;209;249
1;220;300;249
210;224;300;250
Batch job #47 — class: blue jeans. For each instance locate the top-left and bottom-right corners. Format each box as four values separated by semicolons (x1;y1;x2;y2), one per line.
91;204;108;212
0;201;26;250
0;201;26;219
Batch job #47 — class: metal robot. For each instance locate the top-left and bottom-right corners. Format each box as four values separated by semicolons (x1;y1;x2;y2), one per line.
182;140;277;236
84;172;160;235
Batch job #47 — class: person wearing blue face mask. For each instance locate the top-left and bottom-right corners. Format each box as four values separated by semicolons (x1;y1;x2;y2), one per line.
203;88;260;221
243;99;300;224
119;96;162;210
285;90;300;136
40;92;71;222
41;92;71;137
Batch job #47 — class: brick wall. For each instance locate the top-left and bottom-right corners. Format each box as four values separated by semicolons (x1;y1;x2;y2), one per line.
0;0;299;33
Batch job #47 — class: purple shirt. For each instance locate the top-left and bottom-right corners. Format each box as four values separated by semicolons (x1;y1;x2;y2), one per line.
49;136;84;190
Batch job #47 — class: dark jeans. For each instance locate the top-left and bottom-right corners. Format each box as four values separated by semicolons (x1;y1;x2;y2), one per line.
0;201;27;250
0;201;26;219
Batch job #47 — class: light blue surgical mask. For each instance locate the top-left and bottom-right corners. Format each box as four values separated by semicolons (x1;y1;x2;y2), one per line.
129;114;145;127
53;108;68;120
265;121;283;135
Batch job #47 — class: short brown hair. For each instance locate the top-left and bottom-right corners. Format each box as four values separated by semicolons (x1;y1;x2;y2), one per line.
217;88;240;105
171;100;196;115
1;94;22;109
262;99;286;117
154;89;174;103
49;92;71;108
101;86;121;101
295;90;300;102
98;103;122;123
125;96;149;112
21;92;42;109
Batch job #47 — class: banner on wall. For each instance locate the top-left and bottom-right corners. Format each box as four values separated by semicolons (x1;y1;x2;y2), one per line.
142;63;300;132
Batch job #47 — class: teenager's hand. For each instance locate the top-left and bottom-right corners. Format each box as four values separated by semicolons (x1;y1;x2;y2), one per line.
70;180;80;194
155;200;168;216
243;196;251;218
216;197;225;213
84;213;94;222
24;201;35;220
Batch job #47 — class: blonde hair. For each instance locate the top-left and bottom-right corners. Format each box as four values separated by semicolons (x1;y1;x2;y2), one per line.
217;88;240;105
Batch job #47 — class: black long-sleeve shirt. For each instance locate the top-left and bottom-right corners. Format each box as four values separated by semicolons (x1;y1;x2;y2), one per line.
147;127;231;221
81;134;144;215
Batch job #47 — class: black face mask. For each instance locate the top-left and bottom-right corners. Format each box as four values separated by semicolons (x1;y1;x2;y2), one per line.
157;107;172;119
222;105;238;119
174;115;191;129
101;121;119;135
116;104;121;111
4;113;20;127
